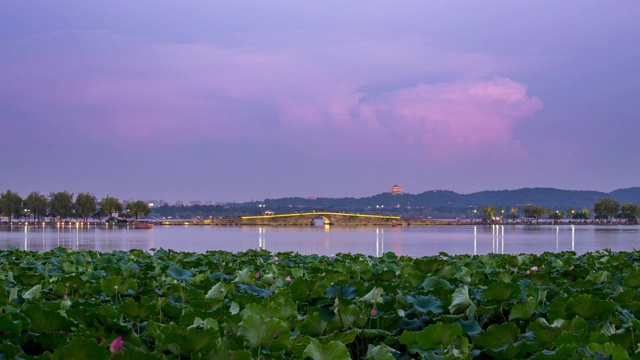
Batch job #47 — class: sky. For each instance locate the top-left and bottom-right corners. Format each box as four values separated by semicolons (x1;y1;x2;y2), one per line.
1;1;639;203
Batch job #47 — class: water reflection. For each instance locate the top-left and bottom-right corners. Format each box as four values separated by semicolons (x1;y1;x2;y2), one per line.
2;224;639;257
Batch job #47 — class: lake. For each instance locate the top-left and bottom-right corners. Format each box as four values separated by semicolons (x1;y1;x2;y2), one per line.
2;223;639;256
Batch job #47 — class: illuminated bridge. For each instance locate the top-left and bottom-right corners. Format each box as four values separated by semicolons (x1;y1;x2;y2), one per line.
240;212;401;226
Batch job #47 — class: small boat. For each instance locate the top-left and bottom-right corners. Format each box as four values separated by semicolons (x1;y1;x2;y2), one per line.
134;221;153;229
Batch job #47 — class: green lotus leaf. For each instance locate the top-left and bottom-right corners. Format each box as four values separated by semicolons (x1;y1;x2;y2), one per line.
237;283;271;297
289;278;323;302
421;277;453;292
23;305;76;333
449;286;476;315
119;299;155;320
509;298;537;321
0;281;7;306
325;284;357;299
360;287;385;304
15;272;45;286
366;344;395;360
229;301;240;315
382;252;398;262
457;318;483;338
586;342;630;360
51;337;108;360
415;322;463;349
162;326;220;357
566;294;615;321
299;313;328;337
0;314;22;337
206;282;231;300
406;295;443;314
483;281;520;302
473;322;521;349
241;301;297;320
208;348;253;360
335;304;364;329
623;273;640;288
547;296;568;321
527;318;565;348
238;314;291;351
100;276;138;296
303;338;351;360
71;253;87;269
482;342;531;360
166;265;193;281
22;284;42;299
234;269;255;284
36;333;70;352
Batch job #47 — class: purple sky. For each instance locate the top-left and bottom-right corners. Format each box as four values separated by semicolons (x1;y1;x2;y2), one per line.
1;1;639;203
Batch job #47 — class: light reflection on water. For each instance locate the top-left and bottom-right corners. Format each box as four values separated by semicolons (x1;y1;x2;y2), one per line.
1;224;639;257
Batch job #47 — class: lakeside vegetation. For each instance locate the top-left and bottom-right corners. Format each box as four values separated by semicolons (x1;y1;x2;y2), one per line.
3;247;640;358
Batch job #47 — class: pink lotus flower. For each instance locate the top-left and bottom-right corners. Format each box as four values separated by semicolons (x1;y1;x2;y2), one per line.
531;266;538;271
255;272;260;278
109;336;123;354
371;308;377;316
570;265;575;270
285;276;291;281
273;256;279;262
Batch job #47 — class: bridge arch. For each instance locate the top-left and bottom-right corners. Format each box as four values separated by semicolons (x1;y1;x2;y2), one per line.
240;212;401;226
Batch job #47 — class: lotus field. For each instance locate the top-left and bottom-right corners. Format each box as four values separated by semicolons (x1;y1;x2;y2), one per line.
3;247;640;359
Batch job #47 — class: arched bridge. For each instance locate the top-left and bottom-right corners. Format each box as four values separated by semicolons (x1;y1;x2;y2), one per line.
240;212;401;226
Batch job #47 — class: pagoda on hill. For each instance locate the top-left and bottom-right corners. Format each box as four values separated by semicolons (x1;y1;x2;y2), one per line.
391;184;403;195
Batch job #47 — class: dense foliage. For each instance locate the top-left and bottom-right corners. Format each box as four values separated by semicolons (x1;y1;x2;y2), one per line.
3;248;640;359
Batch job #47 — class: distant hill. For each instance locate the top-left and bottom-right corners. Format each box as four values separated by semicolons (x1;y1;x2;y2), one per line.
152;187;640;219
260;187;640;209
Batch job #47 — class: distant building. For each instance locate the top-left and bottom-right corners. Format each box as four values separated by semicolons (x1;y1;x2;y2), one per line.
391;184;403;195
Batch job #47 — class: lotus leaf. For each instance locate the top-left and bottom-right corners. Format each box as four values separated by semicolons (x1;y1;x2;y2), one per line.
448;286;475;315
483;281;520;302
360;286;385;304
473;322;521;349
566;294;616;321
299;312;328;337
303;338;351;360
366;344;395;360
50;337;108;360
509;298;538;321
415;322;463;349
325;284;357;300
165;265;193;281
238;314;291;351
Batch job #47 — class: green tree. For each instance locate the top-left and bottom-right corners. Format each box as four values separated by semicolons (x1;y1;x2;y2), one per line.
99;196;123;219
508;207;519;220
580;207;591;219
593;198;620;220
126;200;151;221
523;205;544;221
549;210;564;220
49;191;74;220
25;192;48;222
483;206;496;219
0;189;23;223
75;192;97;222
620;203;640;223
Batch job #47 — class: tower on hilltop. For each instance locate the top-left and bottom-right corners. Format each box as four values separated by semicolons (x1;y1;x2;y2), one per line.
391;184;403;195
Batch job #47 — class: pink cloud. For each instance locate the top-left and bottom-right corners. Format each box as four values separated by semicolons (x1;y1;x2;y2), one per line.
353;78;543;160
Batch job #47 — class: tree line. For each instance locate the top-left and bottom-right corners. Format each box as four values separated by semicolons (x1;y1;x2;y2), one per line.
0;190;151;223
481;198;640;223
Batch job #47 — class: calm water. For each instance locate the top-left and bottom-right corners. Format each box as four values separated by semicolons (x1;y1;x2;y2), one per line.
1;224;639;256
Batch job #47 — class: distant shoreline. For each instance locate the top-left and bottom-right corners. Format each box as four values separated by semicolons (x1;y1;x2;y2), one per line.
1;219;637;227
